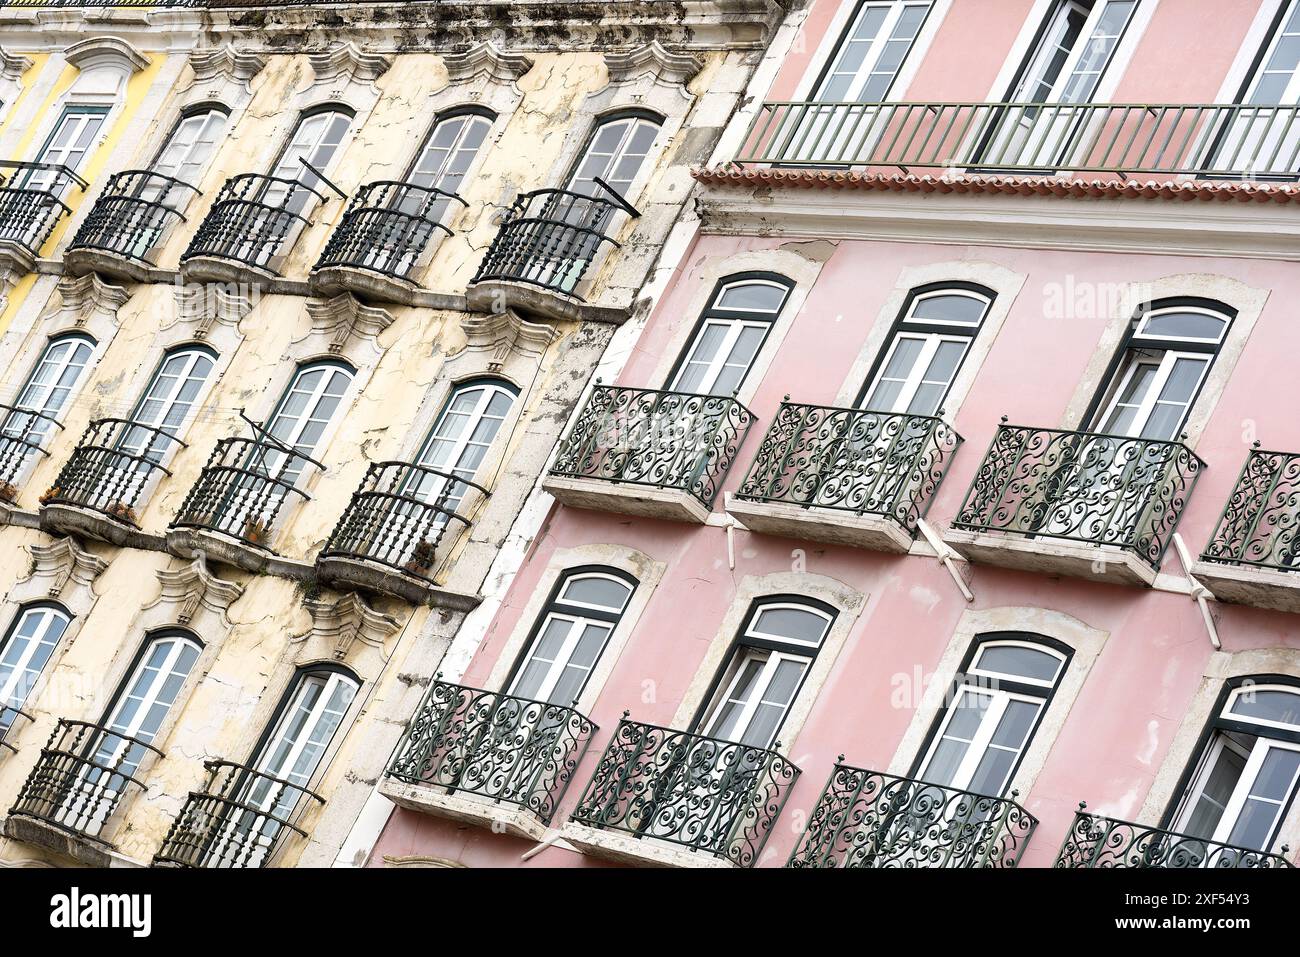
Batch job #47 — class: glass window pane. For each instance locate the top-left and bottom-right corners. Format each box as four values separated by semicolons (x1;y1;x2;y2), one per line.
973;644;1062;683
561;575;631;611
910;293;987;325
750;606;829;645
1230;688;1300;728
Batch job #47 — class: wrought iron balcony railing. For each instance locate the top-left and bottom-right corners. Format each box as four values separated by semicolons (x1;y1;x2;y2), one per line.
0;704;33;754
153;759;324;868
69;169;198;266
314;180;464;283
0;403;63;497
40;417;185;524
386;679;596;826
736;403;961;533
472;182;639;300
1056;806;1293;868
1200;448;1300;573
570;716;799;867
9;718;162;842
170;435;320;550
181;172;326;274
319;461;485;583
0;161;84;256
786;763;1036;869
736;101;1300;179
550;385;754;510
951;421;1203;571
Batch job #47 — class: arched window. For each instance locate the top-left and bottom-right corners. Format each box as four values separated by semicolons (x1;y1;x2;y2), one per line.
507;568;636;706
696;597;836;748
263;107;353;215
409;377;518;516
0;333;96;480
144;106;229;200
406;107;494;219
1085;298;1234;441
0;601;71;740
857;283;994;416
912;633;1069;797
566;110;662;203
261;359;354;478
119;344;217;464
667;273;794;397
192;664;359;867
1169;677;1300;854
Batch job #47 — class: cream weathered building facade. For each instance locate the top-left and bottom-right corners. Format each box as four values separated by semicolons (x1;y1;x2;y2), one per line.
0;0;785;867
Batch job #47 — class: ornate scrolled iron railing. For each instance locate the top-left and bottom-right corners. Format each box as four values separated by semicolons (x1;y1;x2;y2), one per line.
319;461;485;583
471;184;638;299
153;759;324;868
8;718;163;841
0;161;82;255
69;169;198;265
0;703;34;754
0;402;63;495
170;435;318;550
550;385;754;510
1200;448;1300;573
314;180;464;282
951;422;1204;570
41;417;185;524
1055;806;1293;868
786;763;1036;869
736;403;961;533
181;172;325;273
386;678;596;826
736;100;1300;178
570;716;800;867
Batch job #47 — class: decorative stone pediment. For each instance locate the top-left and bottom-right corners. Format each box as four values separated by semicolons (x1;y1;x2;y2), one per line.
42;273;130;331
23;538;108;600
604;42;701;87
298;592;400;661
0;48;33;81
145;554;245;627
458;308;558;370
171;282;254;340
64;36;149;75
189;44;266;85
308;42;391;84
301;293;394;357
443;42;534;84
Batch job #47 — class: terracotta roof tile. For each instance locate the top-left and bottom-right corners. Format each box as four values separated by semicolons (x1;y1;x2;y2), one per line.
691;166;1300;204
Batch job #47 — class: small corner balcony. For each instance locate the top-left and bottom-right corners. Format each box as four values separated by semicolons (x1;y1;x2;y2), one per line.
733;100;1300;180
563;716;800;868
0;160;83;274
180;172;327;285
38;417;183;548
1055;805;1292;869
152;759;324;868
1192;448;1300;614
4;718;162;867
310;180;465;305
316;461;486;608
380;678;596;842
786;763;1036;869
466;184;638;324
0;403;64;509
727;402;961;552
945;421;1204;587
543;385;754;524
65;169;199;282
167;434;321;574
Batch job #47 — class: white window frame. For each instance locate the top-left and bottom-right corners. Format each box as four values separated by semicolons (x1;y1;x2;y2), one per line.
811;0;935;103
668;277;791;397
0;603;70;732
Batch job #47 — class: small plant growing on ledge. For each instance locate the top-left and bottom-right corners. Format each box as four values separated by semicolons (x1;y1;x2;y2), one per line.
405;538;439;575
107;501;138;524
38;485;62;505
242;518;271;546
0;481;18;504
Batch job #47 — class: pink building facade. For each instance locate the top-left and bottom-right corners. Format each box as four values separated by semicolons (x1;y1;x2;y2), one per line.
365;0;1300;869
